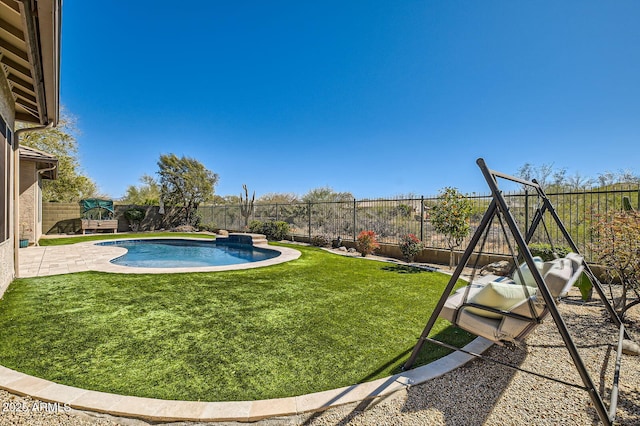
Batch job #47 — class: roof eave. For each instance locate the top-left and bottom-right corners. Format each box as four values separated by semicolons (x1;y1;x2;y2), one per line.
35;0;60;126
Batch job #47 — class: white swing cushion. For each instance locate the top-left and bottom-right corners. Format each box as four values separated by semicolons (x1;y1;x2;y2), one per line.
542;253;584;297
465;281;537;319
440;284;542;343
512;256;545;287
542;258;573;297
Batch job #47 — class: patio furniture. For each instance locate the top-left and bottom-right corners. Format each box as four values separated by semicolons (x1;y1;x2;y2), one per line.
80;198;117;234
403;158;631;426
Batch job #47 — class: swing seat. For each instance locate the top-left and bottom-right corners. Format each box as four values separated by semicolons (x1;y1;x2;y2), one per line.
440;253;585;344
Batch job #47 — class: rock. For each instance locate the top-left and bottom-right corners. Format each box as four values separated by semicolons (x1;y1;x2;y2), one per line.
332;236;343;249
218;229;229;237
480;260;512;276
171;225;197;232
348;248;357;253
338;246;347;252
622;339;640;356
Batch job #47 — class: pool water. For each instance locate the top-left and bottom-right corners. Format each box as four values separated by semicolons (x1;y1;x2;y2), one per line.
99;239;279;268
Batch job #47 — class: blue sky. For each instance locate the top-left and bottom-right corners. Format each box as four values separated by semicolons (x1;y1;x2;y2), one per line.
61;1;640;199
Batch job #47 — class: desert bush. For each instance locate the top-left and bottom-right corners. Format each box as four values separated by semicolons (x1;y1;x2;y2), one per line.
310;234;331;247
396;204;413;218
252;220;290;241
528;243;572;261
590;210;640;316
248;220;263;233
199;222;218;233
399;233;424;261
124;207;146;231
266;221;290;240
356;230;379;257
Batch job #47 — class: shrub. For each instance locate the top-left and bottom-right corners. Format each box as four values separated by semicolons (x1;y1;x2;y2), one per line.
356;230;379;257
310;234;331;247
124;207;146;232
528;243;572;261
399;233;424;261
248;220;263;233
199;222;218;233
255;220;290;241
590;210;640;316
396;204;413;218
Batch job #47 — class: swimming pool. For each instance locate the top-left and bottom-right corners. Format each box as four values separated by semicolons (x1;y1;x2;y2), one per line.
98;238;280;268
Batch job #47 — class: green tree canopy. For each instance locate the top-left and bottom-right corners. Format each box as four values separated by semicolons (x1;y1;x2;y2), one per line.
122;174;160;205
258;192;299;204
157;153;219;225
301;186;353;203
18;111;97;202
431;187;473;268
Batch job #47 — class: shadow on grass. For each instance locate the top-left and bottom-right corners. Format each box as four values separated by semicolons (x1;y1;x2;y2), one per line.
380;264;434;274
300;324;476;426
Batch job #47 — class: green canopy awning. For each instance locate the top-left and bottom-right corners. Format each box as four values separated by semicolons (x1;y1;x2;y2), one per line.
80;199;114;219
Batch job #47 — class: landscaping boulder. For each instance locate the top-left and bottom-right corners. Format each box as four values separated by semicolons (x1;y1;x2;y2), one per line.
480;260;511;276
622;339;640;356
171;225;197;232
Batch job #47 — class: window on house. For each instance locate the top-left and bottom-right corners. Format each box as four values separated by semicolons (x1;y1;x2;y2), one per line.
0;116;9;242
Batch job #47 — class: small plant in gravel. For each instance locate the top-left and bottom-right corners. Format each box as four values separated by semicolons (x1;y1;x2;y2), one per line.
356;230;379;257
310;234;331;247
590;209;640;316
399;233;424;262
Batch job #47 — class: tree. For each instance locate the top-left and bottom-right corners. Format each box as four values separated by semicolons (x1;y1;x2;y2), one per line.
552;167;567;188
301;186;353;203
122;174;160;205
617;169;640;184
431;187;473;269
567;172;593;190
597;171;616;187
516;163;554;188
258;192;299;204
591;209;640;316
157;153;219;225
18;110;97;202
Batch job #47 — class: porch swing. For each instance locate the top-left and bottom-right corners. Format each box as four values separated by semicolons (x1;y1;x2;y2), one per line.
403;158;631;426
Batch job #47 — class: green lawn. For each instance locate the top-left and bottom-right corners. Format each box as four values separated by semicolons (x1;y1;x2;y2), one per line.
0;243;472;401
38;232;216;246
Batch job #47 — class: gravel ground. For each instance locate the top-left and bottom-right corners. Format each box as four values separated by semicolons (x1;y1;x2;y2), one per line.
0;288;637;426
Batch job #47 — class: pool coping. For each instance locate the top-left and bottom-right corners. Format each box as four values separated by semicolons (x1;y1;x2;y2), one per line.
11;239;494;422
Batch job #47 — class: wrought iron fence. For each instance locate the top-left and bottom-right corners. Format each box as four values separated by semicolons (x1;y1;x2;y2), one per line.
197;185;640;262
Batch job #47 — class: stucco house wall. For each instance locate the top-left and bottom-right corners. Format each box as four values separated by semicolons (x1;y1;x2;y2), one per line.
0;0;61;295
19;160;38;243
0;64;16;297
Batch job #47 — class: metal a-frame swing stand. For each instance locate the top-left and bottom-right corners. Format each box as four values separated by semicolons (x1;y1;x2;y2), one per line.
403;158;630;426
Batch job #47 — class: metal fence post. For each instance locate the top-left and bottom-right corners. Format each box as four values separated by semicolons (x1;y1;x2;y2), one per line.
353;198;357;242
275;203;279;221
308;201;312;240
524;189;529;231
420;196;424;241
